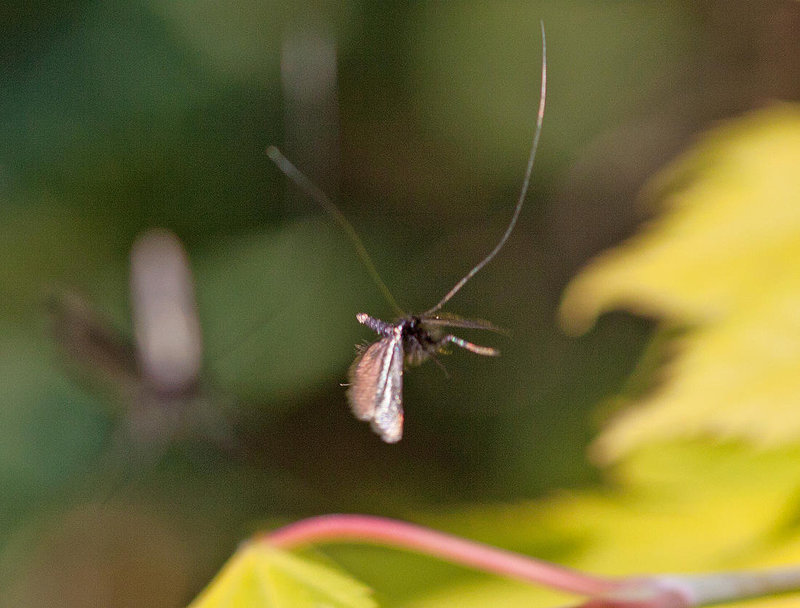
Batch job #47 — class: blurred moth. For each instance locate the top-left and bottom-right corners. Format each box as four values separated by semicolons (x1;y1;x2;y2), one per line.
50;229;222;448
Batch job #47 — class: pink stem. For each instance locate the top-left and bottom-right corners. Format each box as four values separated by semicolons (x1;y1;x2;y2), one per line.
265;514;618;597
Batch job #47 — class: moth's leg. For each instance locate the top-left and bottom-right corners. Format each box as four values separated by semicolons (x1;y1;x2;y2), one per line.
428;352;450;379
443;335;500;357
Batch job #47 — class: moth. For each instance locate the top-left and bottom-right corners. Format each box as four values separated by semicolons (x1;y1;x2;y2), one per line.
268;25;546;442
49;228;226;450
346;312;503;442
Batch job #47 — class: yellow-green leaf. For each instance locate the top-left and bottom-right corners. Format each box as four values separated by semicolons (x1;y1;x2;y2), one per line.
391;442;800;608
188;542;376;608
560;104;800;461
188;444;800;608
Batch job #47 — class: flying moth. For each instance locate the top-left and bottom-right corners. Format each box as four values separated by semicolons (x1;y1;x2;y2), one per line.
49;228;228;450
268;24;546;442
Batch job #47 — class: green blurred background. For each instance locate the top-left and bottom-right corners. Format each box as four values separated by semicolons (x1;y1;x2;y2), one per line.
2;1;796;606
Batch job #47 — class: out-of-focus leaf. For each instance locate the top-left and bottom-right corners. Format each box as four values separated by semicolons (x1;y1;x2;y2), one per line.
0;325;109;525
149;0;361;84
560;104;800;461
196;218;385;408
189;542;376;608
0;503;193;608
1;1;209;176
0;202;116;321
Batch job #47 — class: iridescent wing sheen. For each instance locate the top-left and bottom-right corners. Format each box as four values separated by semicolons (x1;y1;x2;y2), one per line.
421;312;507;334
346;329;404;443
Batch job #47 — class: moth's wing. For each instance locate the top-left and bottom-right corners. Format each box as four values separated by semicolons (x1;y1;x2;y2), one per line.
347;333;404;443
422;312;507;334
347;339;387;422
370;333;404;443
48;290;139;387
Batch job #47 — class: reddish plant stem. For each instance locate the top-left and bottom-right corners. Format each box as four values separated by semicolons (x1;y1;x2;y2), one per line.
265;514;619;597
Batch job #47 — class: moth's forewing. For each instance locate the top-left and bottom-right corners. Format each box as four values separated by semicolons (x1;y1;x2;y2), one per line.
48;290;139;391
347;330;404;443
370;332;404;443
422;313;506;334
347;340;383;422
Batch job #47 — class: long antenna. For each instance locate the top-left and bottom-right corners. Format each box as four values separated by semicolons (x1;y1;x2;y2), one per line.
425;22;547;315
266;147;406;317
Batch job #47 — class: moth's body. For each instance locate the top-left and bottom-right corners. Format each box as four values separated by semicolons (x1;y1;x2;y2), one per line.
358;314;441;364
347;312;499;443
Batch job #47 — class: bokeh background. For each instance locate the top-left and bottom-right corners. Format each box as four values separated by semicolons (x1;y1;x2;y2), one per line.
3;1;799;606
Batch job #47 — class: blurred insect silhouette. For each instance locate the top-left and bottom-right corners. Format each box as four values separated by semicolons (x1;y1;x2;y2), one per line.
268;26;546;443
50;229;229;453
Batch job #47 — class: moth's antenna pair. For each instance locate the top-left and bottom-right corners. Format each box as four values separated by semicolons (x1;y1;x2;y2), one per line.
267;22;546;317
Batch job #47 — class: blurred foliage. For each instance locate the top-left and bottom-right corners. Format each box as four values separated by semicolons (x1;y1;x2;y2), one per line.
561;105;800;461
189;543;375;608
354;442;800;607
3;0;799;606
